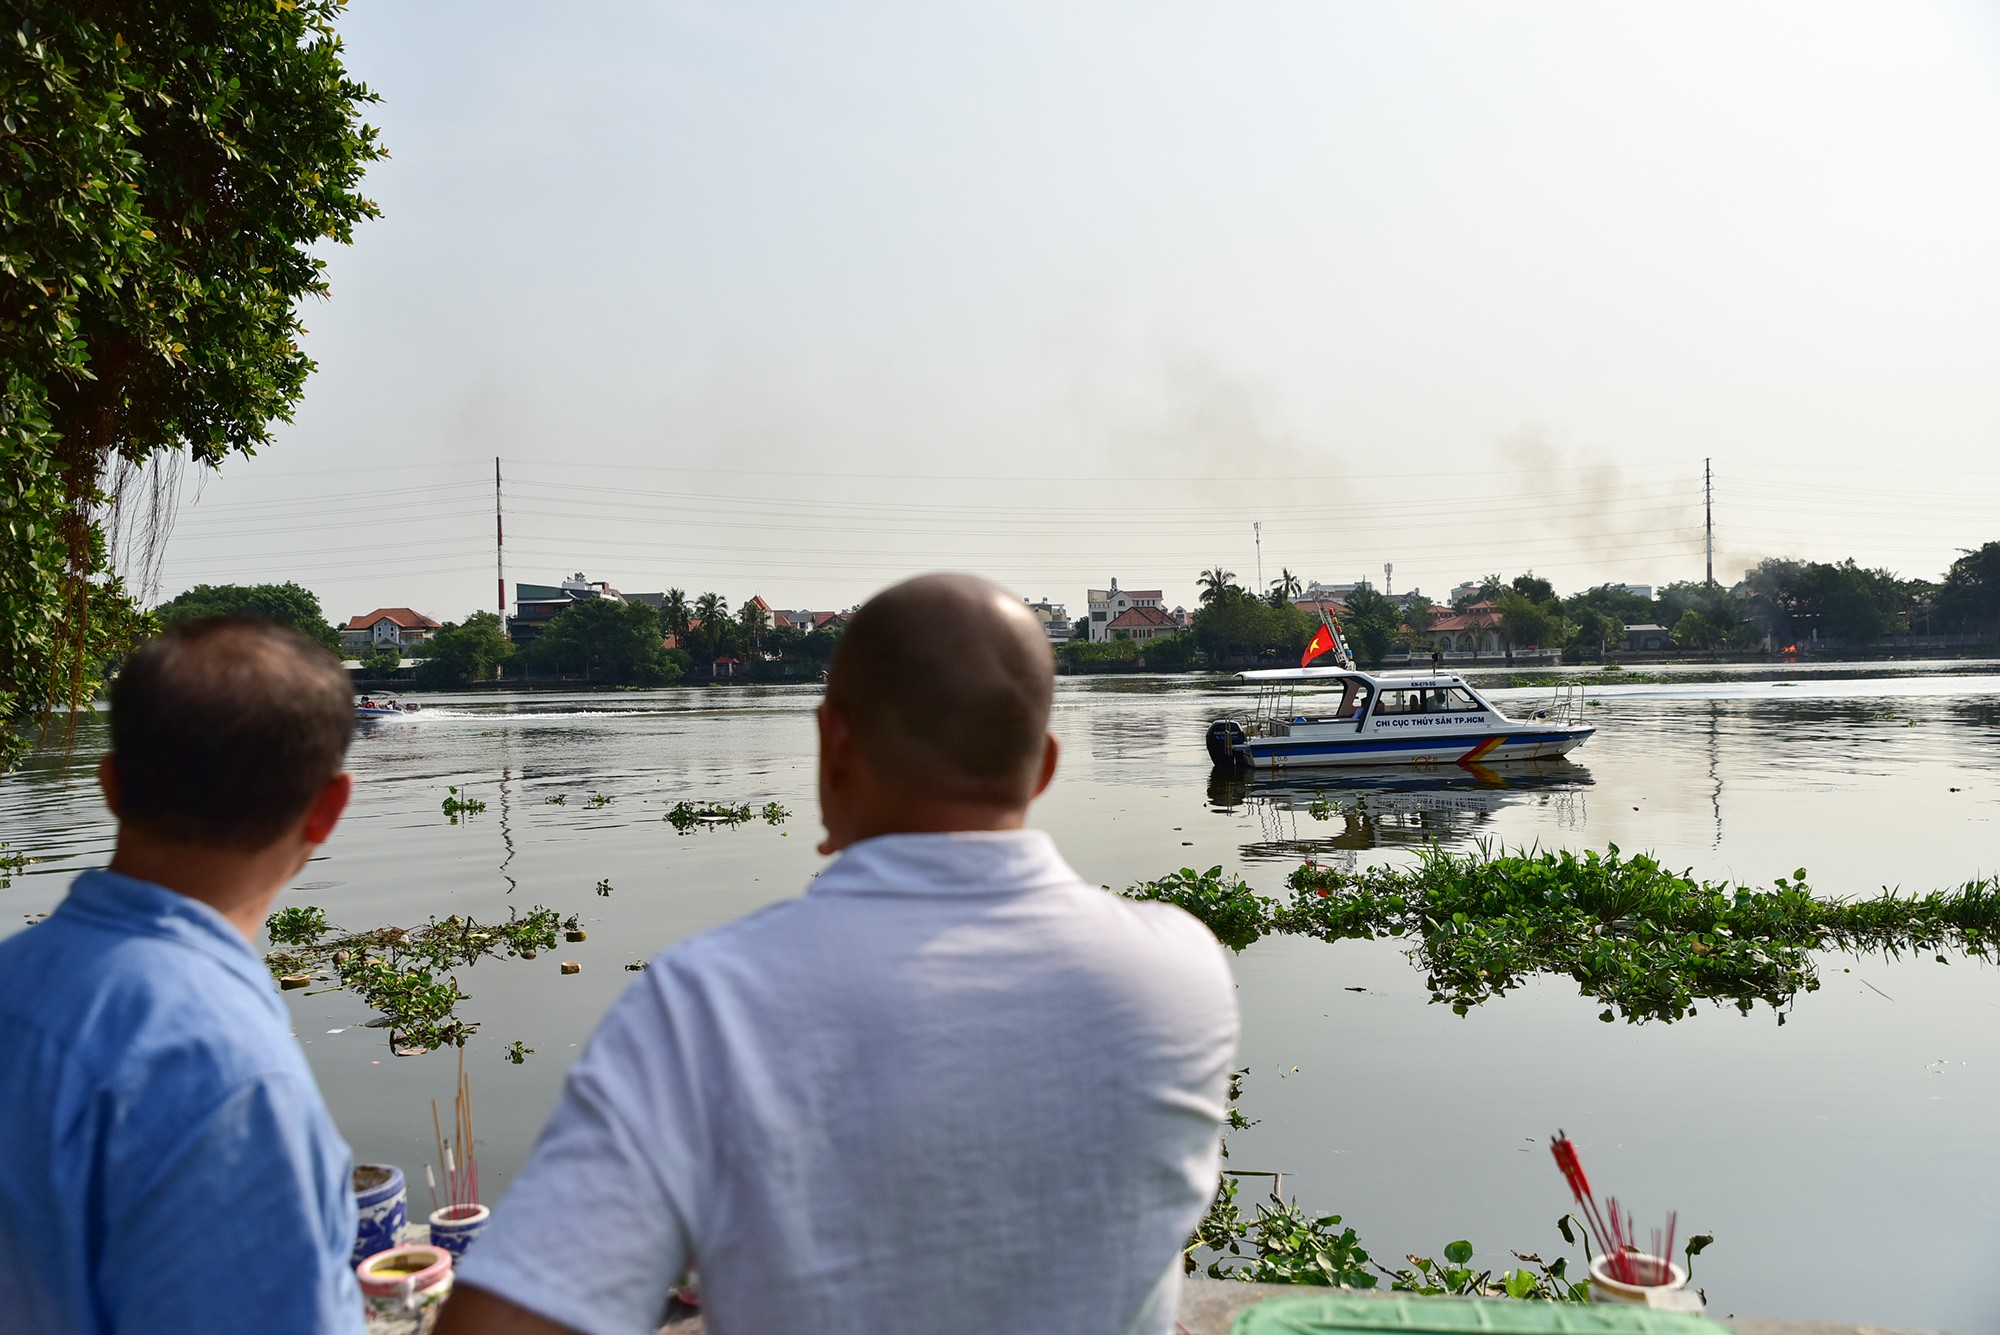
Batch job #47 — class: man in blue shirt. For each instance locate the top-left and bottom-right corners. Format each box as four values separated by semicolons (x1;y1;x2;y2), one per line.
0;618;365;1334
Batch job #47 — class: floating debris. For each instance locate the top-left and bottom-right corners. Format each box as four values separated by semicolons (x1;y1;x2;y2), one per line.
665;800;755;833
0;842;35;889
560;961;580;975
441;786;487;822
263;904;563;1053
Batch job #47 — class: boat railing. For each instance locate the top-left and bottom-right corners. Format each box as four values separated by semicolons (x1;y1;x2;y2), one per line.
1537;681;1585;726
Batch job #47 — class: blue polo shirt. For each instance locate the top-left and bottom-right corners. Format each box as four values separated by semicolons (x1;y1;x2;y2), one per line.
0;870;363;1334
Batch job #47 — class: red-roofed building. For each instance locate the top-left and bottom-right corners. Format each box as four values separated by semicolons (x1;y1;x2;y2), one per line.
341;608;441;654
1422;601;1503;656
1086;579;1169;643
1105;605;1179;643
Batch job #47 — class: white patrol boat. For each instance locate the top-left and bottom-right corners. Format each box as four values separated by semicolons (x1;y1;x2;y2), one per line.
1205;667;1592;770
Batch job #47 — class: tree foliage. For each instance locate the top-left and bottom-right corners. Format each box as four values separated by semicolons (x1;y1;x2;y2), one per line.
1937;542;2000;635
1336;582;1400;666
413;612;513;689
529;599;682;686
153;580;339;650
0;0;382;767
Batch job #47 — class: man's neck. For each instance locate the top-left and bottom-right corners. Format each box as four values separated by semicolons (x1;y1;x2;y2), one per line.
108;836;298;940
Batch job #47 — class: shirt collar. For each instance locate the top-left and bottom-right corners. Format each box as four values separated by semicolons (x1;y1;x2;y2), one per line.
811;829;1076;899
55;868;283;1008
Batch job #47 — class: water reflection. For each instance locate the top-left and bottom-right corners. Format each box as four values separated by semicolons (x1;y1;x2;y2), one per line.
1207;760;1592;861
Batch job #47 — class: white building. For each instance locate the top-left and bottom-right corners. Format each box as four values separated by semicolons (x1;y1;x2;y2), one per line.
1085;579;1167;642
1604;583;1655;601
1022;597;1074;643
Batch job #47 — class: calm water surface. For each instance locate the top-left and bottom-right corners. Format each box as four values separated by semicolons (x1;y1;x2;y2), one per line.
5;667;1999;1331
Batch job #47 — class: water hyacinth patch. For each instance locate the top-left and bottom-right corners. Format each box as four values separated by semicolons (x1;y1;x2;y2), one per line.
665;800;756;833
263;905;563;1054
1120;866;1273;952
1125;842;2000;1023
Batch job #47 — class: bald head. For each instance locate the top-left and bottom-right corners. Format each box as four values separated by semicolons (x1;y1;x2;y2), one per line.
825;574;1055;805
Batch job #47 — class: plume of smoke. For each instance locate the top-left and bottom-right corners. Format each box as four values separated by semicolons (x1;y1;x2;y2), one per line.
1492;424;1702;589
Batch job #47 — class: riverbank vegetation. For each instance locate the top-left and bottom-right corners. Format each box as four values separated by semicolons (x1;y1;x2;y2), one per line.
1068;548;2000;672
1124;845;2000;1023
1183;1072;1712;1301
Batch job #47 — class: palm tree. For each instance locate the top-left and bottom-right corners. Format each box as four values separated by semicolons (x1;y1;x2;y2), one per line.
1197;567;1238;606
692;592;728;664
662;588;690;645
1267;567;1301;609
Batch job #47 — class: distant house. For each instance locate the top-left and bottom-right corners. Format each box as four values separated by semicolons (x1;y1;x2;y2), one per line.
1022;597;1074;642
508;572;667;648
341;608;441;655
1423;601;1504;657
1105;605;1178;643
1293;598;1348;624
1086;580;1167;643
1624;623;1672;652
712;654;741;678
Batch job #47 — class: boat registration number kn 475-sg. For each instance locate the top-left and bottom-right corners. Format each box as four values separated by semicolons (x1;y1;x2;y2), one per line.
1204;668;1592;771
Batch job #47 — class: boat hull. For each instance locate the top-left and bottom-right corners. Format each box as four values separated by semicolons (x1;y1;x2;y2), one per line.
1232;727;1593;770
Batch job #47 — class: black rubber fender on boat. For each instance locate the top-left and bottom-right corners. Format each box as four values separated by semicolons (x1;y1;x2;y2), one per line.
1206;719;1247;768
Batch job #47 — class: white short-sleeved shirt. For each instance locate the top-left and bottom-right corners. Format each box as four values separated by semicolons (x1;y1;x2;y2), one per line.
459;830;1240;1335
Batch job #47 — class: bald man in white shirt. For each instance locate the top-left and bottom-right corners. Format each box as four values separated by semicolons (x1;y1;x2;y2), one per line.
441;573;1239;1335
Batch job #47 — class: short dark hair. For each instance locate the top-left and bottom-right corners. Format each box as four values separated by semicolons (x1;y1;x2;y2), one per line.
826;574;1053;803
109;617;354;849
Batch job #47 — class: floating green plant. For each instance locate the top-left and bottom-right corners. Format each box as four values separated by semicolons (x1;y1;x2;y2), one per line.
762;801;790;824
665;800;755;833
441;786;487;821
266;904;329;946
504;1040;533;1065
587;792;613;808
262;905;562;1054
545;794;567;805
595;878;613;897
1179;1072;1700;1301
0;842;33;889
1123;844;2000;1024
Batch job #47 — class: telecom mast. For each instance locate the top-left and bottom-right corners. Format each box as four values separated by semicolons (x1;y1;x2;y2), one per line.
1383;561;1393;596
495;457;506;616
1704;458;1714;586
1254;521;1264;593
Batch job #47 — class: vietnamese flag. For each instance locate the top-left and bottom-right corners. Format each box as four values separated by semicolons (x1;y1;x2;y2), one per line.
1302;623;1335;667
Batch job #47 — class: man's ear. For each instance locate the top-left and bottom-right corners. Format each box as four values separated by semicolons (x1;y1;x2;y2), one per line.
97;754;122;818
300;772;354;846
1030;731;1059;801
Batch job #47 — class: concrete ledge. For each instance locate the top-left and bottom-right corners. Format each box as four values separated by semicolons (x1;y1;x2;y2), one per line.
370;1277;1956;1334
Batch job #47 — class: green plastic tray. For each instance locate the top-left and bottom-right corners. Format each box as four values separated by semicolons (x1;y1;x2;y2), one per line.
1232;1295;1735;1335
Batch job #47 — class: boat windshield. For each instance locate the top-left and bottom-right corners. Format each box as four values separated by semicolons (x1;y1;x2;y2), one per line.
1372;685;1486;715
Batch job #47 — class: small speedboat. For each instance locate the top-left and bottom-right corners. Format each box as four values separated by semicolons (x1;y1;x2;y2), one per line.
1205;667;1592;770
356;697;420;720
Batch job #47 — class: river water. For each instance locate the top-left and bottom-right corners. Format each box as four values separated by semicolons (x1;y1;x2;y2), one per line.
4;666;1998;1331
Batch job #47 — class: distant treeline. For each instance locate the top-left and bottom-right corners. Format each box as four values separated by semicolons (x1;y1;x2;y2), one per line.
1057;543;2000;669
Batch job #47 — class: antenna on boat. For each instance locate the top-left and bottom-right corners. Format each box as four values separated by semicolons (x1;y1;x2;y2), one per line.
495;456;506;617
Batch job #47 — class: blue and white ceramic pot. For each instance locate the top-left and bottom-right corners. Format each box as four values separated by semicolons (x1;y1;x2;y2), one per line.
428;1203;490;1260
352;1164;408;1266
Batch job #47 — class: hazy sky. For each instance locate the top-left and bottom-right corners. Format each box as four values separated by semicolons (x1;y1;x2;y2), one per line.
145;1;2000;622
